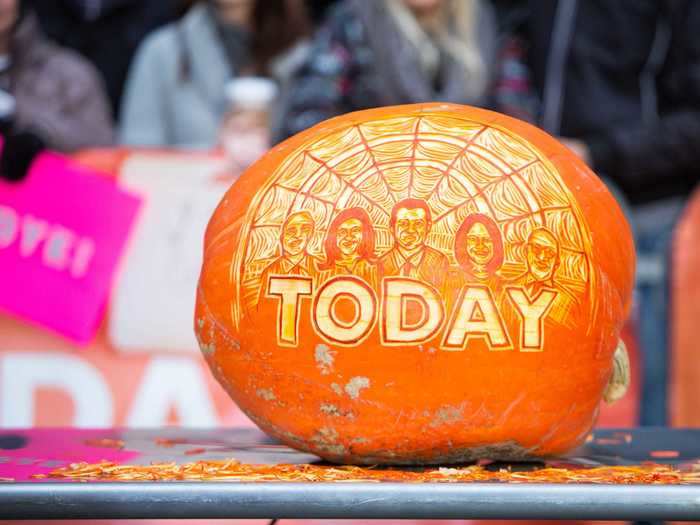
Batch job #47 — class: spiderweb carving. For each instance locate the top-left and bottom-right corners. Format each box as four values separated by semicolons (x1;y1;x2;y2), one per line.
231;114;594;325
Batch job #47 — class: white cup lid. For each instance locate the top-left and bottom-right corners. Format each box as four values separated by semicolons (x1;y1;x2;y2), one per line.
225;77;279;110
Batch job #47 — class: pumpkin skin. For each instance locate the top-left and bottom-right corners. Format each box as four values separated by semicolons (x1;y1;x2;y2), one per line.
195;103;635;464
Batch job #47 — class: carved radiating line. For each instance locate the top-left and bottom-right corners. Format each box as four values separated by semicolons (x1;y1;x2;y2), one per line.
284;154;391;232
377;158;451;171
467;148;537;189
509;172;545;224
469;144;512;174
407;133;476;149
334;168;394;215
407;117;422;199
356;125;398;205
497;205;572;225
444;181;499;225
434;158;538;223
272;184;336;207
314;132;368;169
305;153;391;219
420;126;488;206
509;240;587;256
290;152;335;211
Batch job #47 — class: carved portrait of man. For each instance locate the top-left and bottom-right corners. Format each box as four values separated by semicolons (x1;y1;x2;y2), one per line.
511;227;578;326
522;228;557;288
380;198;449;291
257;210;321;305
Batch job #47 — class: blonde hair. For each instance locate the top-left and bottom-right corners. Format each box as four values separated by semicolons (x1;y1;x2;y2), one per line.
384;0;487;98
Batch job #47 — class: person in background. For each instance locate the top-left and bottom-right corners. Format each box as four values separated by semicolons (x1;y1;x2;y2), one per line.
279;0;534;140
218;75;286;174
27;0;179;117
0;0;114;153
525;0;700;426
119;0;310;149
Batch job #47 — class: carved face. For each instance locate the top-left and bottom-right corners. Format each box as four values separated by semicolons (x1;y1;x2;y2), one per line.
282;214;314;257
336;218;363;257
395;208;428;251
527;230;559;282
466;222;493;266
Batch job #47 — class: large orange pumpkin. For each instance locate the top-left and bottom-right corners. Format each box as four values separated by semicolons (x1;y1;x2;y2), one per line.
195;103;635;464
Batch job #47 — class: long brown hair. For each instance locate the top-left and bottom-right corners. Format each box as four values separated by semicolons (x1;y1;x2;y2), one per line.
320;208;376;270
454;213;503;275
251;0;310;75
179;0;310;81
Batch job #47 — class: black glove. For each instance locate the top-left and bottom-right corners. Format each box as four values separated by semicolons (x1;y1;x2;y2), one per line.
0;130;46;182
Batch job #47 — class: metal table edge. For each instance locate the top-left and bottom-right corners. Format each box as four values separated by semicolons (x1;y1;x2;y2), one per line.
3;481;700;520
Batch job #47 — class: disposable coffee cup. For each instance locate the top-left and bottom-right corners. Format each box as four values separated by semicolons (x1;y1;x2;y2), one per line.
225;77;278;117
221;77;278;170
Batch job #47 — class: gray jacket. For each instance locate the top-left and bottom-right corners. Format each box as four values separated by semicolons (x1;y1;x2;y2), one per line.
119;4;307;148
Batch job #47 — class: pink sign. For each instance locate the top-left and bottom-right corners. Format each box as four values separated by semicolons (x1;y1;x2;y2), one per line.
0;151;141;343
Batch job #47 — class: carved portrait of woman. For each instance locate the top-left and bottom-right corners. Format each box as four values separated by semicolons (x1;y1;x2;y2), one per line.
319;207;379;289
447;213;505;311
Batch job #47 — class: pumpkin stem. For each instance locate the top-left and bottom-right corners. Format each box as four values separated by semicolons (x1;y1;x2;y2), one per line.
603;338;630;403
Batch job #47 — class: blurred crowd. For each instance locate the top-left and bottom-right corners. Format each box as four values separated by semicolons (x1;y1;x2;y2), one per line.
1;0;699;426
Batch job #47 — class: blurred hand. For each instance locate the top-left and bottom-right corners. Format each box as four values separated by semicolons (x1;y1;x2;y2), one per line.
0;130;45;182
560;138;591;165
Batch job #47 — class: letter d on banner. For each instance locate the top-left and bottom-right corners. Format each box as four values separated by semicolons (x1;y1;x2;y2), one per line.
0;353;113;427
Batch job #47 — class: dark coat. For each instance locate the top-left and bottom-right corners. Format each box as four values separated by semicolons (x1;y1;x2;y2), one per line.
526;0;700;204
28;0;177;116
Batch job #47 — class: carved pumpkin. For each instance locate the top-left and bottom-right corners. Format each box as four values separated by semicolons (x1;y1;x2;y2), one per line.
196;103;634;464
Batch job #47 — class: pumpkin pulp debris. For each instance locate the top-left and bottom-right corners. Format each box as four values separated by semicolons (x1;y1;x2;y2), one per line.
34;460;700;484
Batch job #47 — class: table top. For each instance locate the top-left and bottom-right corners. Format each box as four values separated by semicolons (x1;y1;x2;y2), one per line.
2;427;700;521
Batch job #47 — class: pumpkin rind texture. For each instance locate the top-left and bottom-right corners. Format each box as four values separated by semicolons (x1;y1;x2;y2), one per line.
196;103;635;464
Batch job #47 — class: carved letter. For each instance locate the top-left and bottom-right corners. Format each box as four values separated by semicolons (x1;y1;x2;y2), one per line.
382;277;444;344
313;276;376;345
267;276;312;347
442;285;511;351
507;286;557;351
